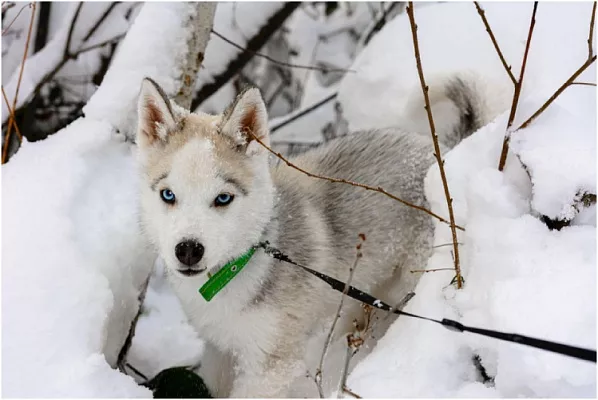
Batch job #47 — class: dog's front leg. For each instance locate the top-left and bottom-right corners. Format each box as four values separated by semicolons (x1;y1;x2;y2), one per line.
195;341;235;397
229;337;306;398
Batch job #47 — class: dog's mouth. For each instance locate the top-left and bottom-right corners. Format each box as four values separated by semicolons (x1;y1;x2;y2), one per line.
176;267;206;277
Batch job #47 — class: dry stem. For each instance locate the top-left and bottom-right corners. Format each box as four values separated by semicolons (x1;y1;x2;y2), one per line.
211;29;354;74
517;2;596;130
2;86;22;142
245;131;464;230
1;2;31;35
497;2;538;171
315;235;365;398
343;387;362;399
406;2;463;288
2;1;34;164
473;2;517;86
410;267;454;274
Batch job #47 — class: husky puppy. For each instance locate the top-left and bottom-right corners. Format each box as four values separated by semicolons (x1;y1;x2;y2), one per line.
136;77;490;397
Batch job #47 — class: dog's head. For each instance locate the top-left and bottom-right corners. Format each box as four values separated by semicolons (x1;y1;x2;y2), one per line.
136;78;274;278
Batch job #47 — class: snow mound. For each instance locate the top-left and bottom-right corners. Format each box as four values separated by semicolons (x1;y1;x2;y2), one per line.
2;119;153;397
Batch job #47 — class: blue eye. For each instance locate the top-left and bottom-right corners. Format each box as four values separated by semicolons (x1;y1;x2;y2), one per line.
214;193;234;207
160;189;176;204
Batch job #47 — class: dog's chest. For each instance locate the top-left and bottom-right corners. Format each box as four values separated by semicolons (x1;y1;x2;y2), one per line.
174;279;279;359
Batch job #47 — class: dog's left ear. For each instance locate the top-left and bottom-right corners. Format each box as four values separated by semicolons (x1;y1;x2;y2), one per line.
220;87;269;154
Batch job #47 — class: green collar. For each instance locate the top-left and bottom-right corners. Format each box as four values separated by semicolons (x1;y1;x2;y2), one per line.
198;246;257;301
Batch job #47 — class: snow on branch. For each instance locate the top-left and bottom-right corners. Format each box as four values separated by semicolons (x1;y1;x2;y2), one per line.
497;2;538;171
516;2;596;131
84;2;216;139
2;1;34;164
1;2;129;126
210;29;354;75
191;2;300;110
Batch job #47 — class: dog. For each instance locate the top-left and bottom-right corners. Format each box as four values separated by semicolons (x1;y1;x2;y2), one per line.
135;75;495;397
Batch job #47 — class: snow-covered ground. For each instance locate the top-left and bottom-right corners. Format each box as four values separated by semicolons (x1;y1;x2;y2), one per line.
339;2;596;397
2;1;595;398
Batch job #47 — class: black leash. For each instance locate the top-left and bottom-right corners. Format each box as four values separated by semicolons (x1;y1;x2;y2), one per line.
257;241;597;363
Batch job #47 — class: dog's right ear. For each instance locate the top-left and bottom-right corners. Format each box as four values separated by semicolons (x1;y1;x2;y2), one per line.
137;78;177;148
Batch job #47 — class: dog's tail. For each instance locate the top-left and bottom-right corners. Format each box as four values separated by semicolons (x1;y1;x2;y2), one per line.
400;71;511;149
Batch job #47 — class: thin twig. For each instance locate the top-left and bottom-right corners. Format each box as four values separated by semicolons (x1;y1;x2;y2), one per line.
410;267;455;274
571;81;597;86
589;1;596;59
406;2;463;288
63;2;83;58
2;1;125;140
75;33;125;54
363;2;401;46
117;275;151;373
473;2;517;86
125;362;149;382
2;1;34;164
337;323;362;399
1;86;21;141
343;387;363;399
1;1;31;35
211;29;354;74
497;2;538;171
246;130;464;230
82;1;120;42
315;235;365;398
191;3;301;110
516;2;596;131
270;92;338;133
433;242;464;249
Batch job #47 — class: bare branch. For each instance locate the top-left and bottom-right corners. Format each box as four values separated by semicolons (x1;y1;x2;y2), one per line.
315;235;365;398
589;1;596;59
245;129;465;230
75;33;125;54
473;2;517;86
433;242;464;249
117;275;151;373
64;2;83;58
2;86;21;141
270;92;337;133
410;267;455;274
343;387;363;399
571;81;597;86
211;29;354;74
191;3;301;110
82;2;120;42
2;2;34;164
1;1;31;35
362;2;402;46
406;2;463;288
516;3;596;131
497;2;538;171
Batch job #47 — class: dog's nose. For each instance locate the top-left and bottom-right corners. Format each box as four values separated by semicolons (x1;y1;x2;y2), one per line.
175;240;205;266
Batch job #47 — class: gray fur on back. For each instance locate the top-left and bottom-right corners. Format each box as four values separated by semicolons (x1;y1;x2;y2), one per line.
256;129;443;322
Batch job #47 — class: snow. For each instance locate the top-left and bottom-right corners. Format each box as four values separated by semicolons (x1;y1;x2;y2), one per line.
2;1;595;397
1;2;131;124
2;119;152;397
197;2;285;89
84;3;199;138
337;2;596;397
126;260;205;382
